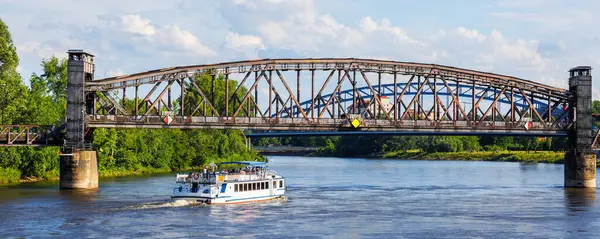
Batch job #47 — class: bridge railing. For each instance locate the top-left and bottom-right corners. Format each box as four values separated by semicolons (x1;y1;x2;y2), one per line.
0;125;62;146
85;114;568;136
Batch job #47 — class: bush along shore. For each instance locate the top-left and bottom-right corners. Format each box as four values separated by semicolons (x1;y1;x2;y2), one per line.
379;150;565;164
257;135;571;164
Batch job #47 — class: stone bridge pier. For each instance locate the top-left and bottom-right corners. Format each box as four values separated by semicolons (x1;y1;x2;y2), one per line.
565;66;595;188
60;49;98;189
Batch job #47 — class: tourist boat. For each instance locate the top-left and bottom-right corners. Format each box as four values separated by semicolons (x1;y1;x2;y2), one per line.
170;161;286;204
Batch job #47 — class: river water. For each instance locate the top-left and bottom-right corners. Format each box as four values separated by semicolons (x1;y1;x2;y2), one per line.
1;157;600;238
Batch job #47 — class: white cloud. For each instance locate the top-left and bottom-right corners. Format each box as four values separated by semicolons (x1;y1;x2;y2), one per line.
121;14;155;36
456;27;486;42
154;24;216;56
225;32;264;49
257;22;288;44
358;17;423;46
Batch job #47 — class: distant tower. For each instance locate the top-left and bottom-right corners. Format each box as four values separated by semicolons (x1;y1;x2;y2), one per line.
65;49;95;152
565;66;595;188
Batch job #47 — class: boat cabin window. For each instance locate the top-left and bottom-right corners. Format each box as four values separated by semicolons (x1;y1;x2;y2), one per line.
279;180;283;188
191;182;198;193
233;182;274;191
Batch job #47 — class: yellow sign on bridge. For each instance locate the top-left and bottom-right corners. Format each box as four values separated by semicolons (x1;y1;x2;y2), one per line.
351;118;361;128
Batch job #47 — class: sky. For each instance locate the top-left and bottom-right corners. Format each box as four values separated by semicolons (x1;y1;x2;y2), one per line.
1;0;600;98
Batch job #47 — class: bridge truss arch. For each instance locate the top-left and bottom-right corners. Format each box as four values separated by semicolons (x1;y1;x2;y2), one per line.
85;58;574;136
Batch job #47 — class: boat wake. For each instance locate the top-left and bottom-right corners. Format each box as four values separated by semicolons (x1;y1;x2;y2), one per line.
274;196;289;203
124;199;205;210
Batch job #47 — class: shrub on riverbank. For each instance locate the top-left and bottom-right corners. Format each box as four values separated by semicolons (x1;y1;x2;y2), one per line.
0;147;61;183
93;128;263;173
381;150;565;164
0;168;21;184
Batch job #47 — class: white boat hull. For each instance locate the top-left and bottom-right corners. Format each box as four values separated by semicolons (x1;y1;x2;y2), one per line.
172;195;284;204
171;174;286;205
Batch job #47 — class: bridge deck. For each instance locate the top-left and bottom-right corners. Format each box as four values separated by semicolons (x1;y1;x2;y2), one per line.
87;116;567;136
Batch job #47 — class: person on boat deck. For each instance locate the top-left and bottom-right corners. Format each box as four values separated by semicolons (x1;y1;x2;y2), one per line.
203;167;208;179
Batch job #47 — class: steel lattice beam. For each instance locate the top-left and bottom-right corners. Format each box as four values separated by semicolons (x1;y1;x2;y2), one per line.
84;58;574;135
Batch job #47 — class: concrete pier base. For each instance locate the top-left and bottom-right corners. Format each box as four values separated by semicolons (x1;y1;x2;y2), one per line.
564;151;596;188
60;151;98;189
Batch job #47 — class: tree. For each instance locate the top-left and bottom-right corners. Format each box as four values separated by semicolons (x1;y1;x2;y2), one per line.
35;56;68;101
18;56;68;125
593;100;600;114
0;18;28;124
181;71;251;117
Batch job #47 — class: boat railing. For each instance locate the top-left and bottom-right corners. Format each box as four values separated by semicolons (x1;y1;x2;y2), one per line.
176;169;278;183
176;173;217;184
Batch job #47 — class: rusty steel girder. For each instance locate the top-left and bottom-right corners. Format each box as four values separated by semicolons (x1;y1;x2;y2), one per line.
85;58;574;135
0;125;61;146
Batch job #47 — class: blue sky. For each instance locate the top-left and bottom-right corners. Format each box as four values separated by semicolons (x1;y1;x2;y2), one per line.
1;0;599;98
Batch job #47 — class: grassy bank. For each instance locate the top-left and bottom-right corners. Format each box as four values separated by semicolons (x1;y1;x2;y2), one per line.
380;150;565;164
0;166;209;186
97;166;202;178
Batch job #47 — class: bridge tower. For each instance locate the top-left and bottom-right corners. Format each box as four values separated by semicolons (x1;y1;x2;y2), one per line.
565;66;595;188
60;49;98;189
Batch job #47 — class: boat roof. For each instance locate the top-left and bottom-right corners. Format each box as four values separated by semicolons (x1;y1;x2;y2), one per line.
219;161;267;166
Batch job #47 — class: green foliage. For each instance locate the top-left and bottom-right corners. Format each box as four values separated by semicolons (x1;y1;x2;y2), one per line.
0;18;28;124
92;128;262;174
0;147;60;180
258;133;567;163
21;56;68;125
593;100;600;114
382;150;564;164
0;167;21;184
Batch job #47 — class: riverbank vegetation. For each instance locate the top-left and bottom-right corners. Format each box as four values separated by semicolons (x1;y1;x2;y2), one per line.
0;18;260;184
254;134;570;163
380;150;564;164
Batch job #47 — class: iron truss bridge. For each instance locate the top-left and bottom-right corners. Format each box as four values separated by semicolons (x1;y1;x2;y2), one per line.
0;125;63;146
85;58;573;137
